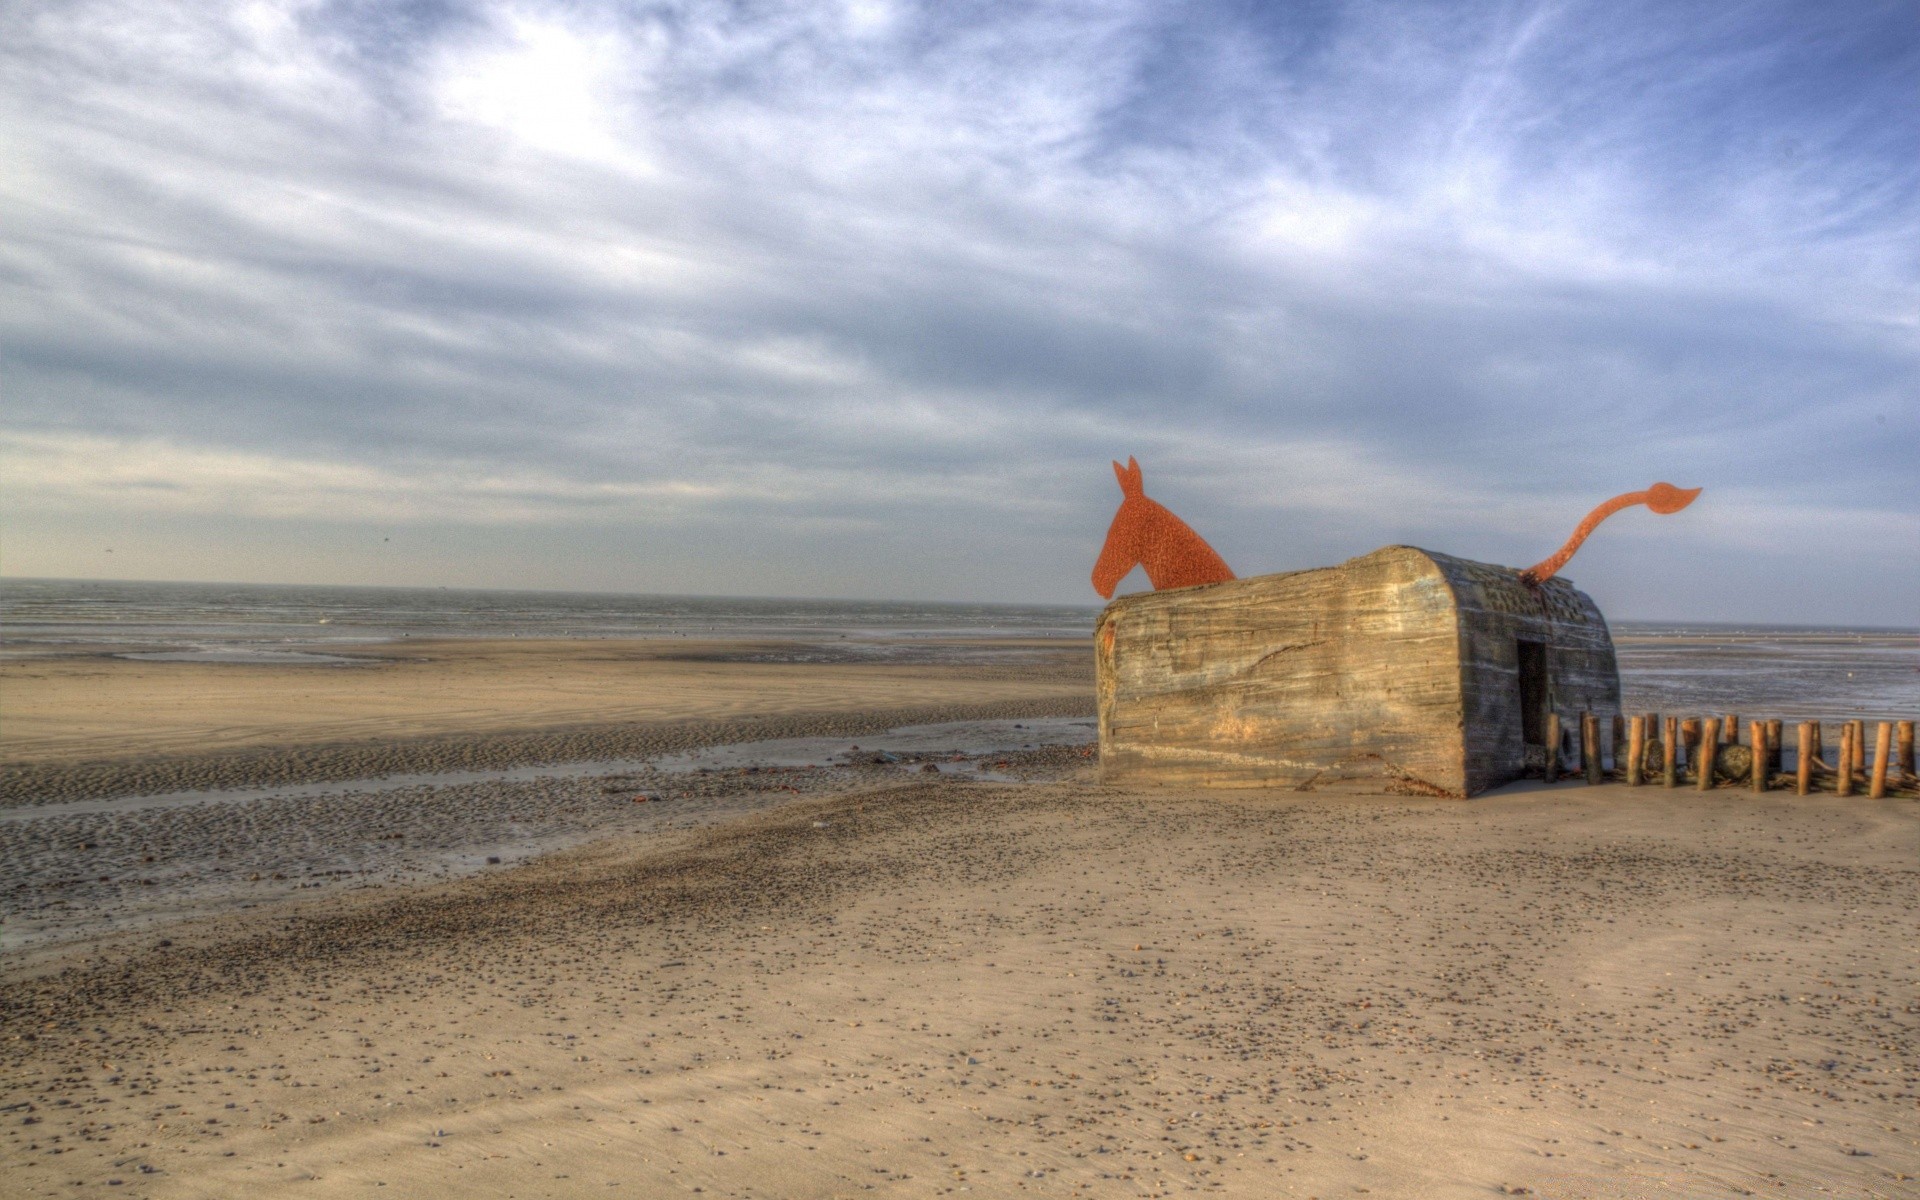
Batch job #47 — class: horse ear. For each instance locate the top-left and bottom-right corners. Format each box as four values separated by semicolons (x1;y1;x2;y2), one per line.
1112;460;1129;492
1114;457;1143;496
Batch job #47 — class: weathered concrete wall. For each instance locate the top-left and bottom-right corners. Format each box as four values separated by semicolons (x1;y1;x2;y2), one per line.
1094;545;1622;797
1095;546;1470;794
1429;553;1621;795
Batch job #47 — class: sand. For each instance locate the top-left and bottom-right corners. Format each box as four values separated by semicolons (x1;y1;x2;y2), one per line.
0;639;1093;802
3;643;1915;1198
4;774;1915;1199
0;636;1092;766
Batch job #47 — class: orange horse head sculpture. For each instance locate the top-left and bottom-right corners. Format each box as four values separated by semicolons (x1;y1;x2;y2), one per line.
1519;481;1702;587
1092;457;1236;599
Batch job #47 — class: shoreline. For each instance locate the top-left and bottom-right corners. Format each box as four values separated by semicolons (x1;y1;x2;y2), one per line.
0;635;1094;798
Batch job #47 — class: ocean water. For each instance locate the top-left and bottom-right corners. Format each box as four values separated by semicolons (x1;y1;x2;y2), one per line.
2;577;1914;721
0;577;1097;656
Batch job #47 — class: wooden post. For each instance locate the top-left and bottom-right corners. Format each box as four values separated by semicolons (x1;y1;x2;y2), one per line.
1898;720;1916;779
1543;712;1560;784
1626;716;1645;786
1697;717;1720;791
1662;716;1678;788
1765;719;1783;774
1850;721;1867;775
1751;721;1768;793
1869;722;1892;799
1583;712;1604;785
1795;722;1813;796
1836;722;1854;797
1809;721;1823;771
1724;714;1739;744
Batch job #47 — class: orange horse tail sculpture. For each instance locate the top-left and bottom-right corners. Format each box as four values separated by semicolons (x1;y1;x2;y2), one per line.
1092;457;1235;599
1519;482;1702;588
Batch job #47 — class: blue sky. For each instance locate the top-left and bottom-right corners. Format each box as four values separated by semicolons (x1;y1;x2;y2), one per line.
2;0;1915;621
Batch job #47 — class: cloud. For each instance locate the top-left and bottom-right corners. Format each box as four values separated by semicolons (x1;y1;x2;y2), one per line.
0;429;734;523
1;0;1914;615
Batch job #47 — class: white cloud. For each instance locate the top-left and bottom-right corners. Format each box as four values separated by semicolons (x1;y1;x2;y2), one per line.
0;431;725;523
431;9;652;167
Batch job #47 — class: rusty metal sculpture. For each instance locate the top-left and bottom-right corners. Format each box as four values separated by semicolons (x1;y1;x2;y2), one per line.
1092;459;1698;598
1518;482;1702;588
1092;457;1236;599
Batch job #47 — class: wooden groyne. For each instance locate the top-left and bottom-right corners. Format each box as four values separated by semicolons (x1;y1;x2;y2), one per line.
1545;713;1918;798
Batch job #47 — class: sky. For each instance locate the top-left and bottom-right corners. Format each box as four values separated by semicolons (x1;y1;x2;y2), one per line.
1;0;1915;622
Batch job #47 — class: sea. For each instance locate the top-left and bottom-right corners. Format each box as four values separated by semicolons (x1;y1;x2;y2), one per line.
2;577;1915;722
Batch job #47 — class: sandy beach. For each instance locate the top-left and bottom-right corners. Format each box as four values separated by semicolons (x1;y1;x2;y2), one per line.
0;638;1098;952
3;643;1916;1199
0;638;1092;792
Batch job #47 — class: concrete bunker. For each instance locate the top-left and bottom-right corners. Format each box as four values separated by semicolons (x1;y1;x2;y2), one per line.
1094;545;1621;797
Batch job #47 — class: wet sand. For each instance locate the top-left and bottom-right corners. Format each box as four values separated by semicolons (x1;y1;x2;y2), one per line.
1613;628;1918;724
0;720;1096;955
3;774;1914;1199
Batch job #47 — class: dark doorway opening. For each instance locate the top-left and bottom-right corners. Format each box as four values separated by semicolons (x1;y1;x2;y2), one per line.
1516;639;1549;746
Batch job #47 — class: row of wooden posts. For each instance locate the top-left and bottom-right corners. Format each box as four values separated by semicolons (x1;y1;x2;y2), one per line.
1542;712;1919;799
